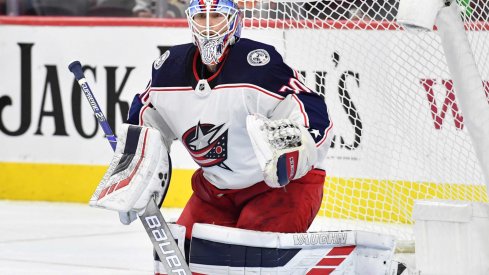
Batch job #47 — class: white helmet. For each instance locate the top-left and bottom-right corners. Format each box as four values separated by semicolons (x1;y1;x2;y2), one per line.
186;0;243;65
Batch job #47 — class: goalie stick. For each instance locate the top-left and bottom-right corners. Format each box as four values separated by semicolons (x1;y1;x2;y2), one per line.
68;61;191;275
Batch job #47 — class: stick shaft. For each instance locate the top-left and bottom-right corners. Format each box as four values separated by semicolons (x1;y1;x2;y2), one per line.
68;61;191;274
78;78;117;150
69;61;117;150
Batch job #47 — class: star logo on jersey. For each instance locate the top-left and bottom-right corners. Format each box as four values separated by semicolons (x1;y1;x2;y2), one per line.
182;122;231;170
309;128;322;139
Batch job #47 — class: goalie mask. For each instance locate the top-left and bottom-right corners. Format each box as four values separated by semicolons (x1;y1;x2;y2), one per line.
186;0;242;65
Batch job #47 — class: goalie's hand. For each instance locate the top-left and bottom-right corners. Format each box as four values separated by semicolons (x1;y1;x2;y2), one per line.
246;114;317;188
89;124;171;224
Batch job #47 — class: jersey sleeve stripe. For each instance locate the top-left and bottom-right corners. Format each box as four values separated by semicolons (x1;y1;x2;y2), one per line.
316;103;334;147
293;69;299;79
291;94;310;128
139;104;151;126
139;79;152;102
316;120;333;147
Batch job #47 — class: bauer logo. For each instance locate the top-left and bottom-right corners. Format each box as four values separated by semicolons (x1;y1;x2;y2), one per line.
145;215;187;274
247;49;270;66
293;232;348;246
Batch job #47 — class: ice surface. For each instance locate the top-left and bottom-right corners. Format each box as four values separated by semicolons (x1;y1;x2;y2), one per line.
0;201;181;275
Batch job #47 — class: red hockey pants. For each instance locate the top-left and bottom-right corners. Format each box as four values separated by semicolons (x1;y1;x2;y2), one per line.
177;169;325;239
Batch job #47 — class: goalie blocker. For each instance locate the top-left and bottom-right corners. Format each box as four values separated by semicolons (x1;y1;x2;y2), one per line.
89;124;170;215
155;223;397;275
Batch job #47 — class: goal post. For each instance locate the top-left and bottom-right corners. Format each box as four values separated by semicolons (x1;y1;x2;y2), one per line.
238;0;489;242
435;1;489;192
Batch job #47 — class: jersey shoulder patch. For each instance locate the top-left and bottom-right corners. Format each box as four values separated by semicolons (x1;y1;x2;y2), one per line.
222;39;294;93
234;38;282;67
153;50;171;70
246;49;271;66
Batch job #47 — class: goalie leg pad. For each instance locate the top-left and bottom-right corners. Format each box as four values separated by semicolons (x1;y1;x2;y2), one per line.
90;124;170;214
189;223;396;275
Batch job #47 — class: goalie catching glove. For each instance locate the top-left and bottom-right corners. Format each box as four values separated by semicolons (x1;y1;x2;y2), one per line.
246;114;317;188
89;124;170;217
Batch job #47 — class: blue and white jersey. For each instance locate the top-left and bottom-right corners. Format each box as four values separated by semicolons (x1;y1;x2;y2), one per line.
128;38;333;189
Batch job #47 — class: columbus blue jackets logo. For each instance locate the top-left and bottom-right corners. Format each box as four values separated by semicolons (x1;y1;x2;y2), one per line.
182;122;231;170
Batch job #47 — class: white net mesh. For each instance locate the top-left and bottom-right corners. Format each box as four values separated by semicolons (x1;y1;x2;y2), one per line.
241;0;489;241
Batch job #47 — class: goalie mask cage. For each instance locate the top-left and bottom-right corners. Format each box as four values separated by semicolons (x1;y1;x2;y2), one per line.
241;0;489;241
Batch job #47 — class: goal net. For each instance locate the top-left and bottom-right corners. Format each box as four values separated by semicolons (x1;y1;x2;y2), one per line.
241;0;489;241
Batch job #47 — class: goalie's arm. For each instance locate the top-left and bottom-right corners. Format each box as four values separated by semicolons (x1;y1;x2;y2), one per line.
127;92;177;151
246;114;314;187
271;92;334;163
247;68;333;188
115;91;177;224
